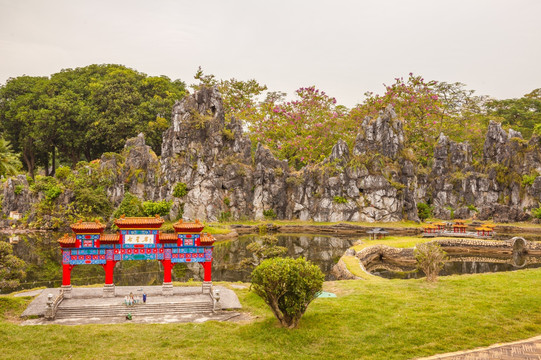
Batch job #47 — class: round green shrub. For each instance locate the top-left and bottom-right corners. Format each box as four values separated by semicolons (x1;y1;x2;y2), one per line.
251;257;324;328
55;166;71;180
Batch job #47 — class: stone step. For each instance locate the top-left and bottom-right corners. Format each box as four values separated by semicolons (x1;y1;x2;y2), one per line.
55;301;213;319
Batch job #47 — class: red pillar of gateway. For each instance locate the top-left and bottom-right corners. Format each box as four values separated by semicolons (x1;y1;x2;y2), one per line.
162;259;173;283
104;260;116;285
62;264;73;286
203;261;212;282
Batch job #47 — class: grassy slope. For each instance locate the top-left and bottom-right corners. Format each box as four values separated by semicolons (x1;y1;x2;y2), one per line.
1;269;540;360
352;236;441;252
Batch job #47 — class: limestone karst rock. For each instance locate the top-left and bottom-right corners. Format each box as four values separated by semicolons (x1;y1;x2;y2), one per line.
4;87;541;224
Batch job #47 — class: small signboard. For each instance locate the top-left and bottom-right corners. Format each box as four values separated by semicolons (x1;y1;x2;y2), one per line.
125;234;154;245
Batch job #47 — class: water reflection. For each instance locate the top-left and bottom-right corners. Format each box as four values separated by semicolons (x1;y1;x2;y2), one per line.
0;233;355;292
2;231;540;291
367;248;541;280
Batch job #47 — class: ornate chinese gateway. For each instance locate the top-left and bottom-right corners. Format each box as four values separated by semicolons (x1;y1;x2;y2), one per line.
58;216;215;297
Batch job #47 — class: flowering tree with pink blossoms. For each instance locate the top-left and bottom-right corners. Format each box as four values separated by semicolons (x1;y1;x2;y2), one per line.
250;86;350;169
351;73;486;165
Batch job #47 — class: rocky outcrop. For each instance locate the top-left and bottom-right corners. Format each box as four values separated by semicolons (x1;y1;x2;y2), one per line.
4;87;541;224
425;121;541;222
2;175;35;216
353;105;404;159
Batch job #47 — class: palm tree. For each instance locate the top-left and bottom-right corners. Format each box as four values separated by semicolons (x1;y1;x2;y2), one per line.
0;137;21;177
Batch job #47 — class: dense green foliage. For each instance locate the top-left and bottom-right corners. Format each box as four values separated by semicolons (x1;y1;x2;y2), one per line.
0;64;186;177
0;242;26;291
485;88;541;139
26;161;114;228
251;257;324;328
417;202;432;221
195;70;539;170
0;137;21;177
113;192;144;218
1;65;539;177
142;199;172;217
262;209;277;219
172;182;188;198
532;206;541;219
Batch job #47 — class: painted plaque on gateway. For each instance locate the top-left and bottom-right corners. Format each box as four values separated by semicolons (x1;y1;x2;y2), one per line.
124;230;156;245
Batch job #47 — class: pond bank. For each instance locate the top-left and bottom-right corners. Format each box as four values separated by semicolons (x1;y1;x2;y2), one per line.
336;237;541;280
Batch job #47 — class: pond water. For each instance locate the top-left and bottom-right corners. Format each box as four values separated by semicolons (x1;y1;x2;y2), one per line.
0;232;355;292
370;259;541;279
2;231;540;292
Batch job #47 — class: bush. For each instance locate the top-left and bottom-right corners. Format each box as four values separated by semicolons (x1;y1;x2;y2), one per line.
30;175;58;192
218;211;232;222
263;209;277;220
467;204;478;212
251;257;324;328
415;242;447;282
222;128;235;140
172;182;188;198
14;185;23;195
333;196;348;204
417;202;432;221
522;173;538;186
0;241;26;291
532;206;541;219
113;192;144;218
55;166;71;180
142;200;173;217
74;187;113;220
45;186;62;201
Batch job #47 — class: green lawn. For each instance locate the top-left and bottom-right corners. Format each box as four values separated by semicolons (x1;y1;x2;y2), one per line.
352;235;438;252
1;268;540;360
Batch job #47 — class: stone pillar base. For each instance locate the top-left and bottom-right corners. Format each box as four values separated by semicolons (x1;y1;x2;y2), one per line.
202;281;212;294
162;282;174;296
103;284;115;298
61;285;72;299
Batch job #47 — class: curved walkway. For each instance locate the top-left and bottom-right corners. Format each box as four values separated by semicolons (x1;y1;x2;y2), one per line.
416;335;541;359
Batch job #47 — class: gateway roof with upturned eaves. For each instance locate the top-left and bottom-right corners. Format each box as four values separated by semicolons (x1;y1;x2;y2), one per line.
200;233;215;244
70;220;106;232
173;219;205;232
58;234;77;245
114;215;165;227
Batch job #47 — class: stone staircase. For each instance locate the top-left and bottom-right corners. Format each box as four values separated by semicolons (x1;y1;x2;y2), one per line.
55;300;213;319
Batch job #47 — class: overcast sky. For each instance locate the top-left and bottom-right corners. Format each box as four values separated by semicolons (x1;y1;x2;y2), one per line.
1;0;540;107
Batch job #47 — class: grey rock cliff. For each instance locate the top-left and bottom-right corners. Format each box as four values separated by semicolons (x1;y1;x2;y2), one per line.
4;87;541;224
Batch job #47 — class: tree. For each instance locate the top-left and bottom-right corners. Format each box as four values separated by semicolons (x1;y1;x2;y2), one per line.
193;66;268;125
251;86;350;169
485;89;541;139
251;257;324;328
417;202;432;221
0;75;49;177
0;137;21;177
0;64;187;176
0;242;26;292
352;74;487;165
414;242;447;282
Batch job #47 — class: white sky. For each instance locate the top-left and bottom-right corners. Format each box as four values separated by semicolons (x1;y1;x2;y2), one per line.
1;0;540;107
